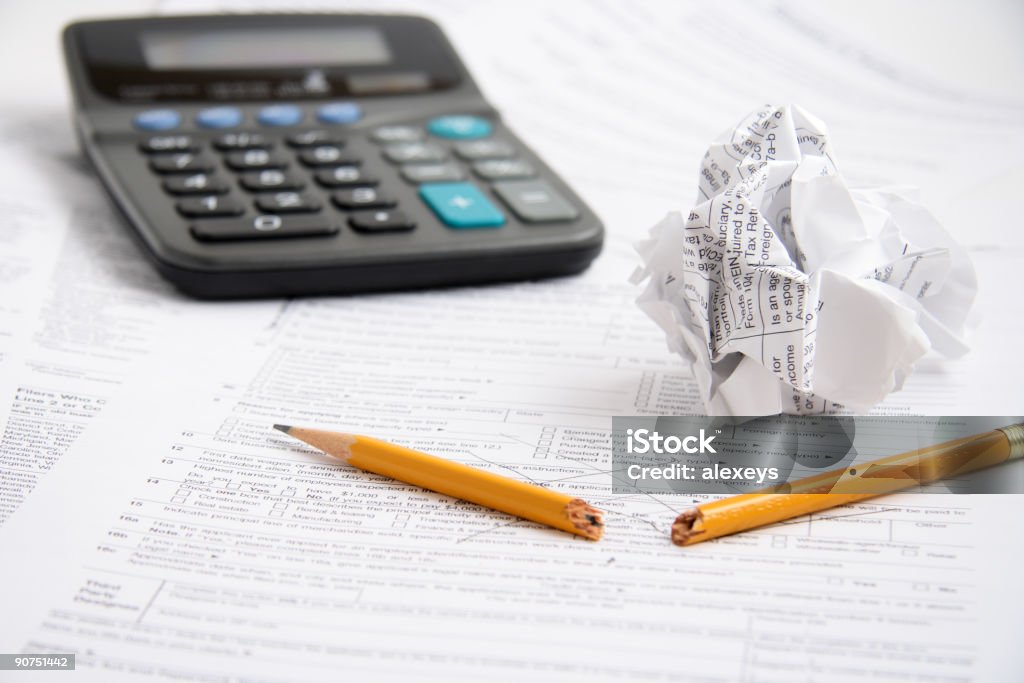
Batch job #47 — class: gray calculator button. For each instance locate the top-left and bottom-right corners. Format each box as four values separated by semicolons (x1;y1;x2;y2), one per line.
214;132;271;150
371;125;423;143
254;191;322;214
191;214;339;242
472;158;536;180
176;195;244;218
383;141;447;164
454;139;515;160
140;135;196;153
298;145;359;167
315;166;378;188
349;209;415;233
150;153;213;174
492;180;579;223
400;163;465;183
225;149;288;170
240;169;305;191
333;187;397;210
163;173;228;195
287;130;344;147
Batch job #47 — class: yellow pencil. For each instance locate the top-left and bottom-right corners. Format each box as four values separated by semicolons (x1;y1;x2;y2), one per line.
672;423;1024;546
274;425;604;540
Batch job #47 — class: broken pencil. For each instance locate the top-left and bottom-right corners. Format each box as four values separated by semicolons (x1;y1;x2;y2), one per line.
274;425;604;540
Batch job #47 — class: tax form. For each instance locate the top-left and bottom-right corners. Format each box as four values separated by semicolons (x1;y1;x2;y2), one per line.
0;0;1021;681
0;117;279;525
0;293;1020;682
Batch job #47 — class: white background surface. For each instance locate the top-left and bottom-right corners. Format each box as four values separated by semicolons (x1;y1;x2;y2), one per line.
3;0;1021;407
0;3;1021;680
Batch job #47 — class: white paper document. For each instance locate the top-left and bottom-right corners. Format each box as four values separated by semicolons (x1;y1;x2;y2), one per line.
1;294;1020;682
0;127;279;527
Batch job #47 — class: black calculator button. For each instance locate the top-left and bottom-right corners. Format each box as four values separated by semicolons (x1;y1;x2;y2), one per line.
472;158;536;180
349;209;415;233
332;187;397;210
298;145;360;167
150;153;214;174
176;195;244;218
191;214;339;242
454;140;515;160
225;149;288;170
492;179;579;223
287;130;344;147
315;166;377;188
370;125;423;143
400;162;464;184
383;142;447;164
240;169;305;191
254;191;322;214
163;173;228;195
140;135;197;153
214;132;272;150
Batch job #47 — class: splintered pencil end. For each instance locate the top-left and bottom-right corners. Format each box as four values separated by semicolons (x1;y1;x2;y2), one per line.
272;424;292;434
565;499;605;541
671;508;705;546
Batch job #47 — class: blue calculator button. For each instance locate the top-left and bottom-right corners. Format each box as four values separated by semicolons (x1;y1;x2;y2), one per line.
196;106;243;129
419;182;505;228
133;109;181;131
258;105;303;127
317;102;362;124
427;115;492;140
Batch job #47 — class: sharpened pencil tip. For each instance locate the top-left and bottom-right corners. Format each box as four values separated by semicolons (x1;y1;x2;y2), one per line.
273;424;292;434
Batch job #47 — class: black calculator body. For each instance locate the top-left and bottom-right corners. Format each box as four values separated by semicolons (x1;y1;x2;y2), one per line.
62;15;603;298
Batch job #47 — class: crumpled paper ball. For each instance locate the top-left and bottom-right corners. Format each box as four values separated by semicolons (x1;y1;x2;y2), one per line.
631;104;976;415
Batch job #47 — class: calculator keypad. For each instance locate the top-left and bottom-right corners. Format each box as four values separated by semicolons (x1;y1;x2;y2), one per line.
138;112;574;244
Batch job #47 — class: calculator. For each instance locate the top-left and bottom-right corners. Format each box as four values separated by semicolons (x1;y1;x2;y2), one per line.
62;14;603;298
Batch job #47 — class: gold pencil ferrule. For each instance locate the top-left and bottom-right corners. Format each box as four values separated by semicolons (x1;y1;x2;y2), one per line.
997;424;1024;460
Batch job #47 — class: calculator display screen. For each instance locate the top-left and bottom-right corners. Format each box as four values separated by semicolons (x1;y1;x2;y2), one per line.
74;15;464;102
141;27;392;70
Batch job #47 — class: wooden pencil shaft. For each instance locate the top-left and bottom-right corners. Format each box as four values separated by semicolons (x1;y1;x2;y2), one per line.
277;426;603;540
350;435;577;526
674;426;1020;546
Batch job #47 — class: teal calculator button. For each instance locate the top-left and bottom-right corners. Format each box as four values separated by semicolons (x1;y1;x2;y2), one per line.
419;182;505;228
427;115;492;140
134;109;181;131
